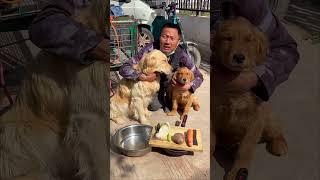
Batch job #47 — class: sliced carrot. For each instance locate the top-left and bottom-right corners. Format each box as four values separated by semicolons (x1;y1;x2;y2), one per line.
187;129;193;147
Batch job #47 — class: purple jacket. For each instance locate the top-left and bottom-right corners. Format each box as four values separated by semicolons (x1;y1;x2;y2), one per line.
29;0;105;64
216;0;300;101
119;42;204;92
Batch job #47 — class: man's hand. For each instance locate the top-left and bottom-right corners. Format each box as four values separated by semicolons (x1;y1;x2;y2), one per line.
171;75;192;90
87;38;109;61
178;83;192;91
171;75;177;86
138;73;157;82
214;68;258;93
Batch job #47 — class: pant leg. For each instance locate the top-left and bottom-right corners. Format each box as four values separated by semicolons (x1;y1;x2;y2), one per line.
148;73;171;111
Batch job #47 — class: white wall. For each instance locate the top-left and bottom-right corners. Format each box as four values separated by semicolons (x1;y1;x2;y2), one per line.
178;15;211;62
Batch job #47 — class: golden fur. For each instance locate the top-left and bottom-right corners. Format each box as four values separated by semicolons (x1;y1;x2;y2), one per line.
110;50;172;125
167;67;200;118
0;1;108;180
212;17;288;180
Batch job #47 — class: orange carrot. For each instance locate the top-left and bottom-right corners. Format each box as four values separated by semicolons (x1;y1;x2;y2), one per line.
187;129;193;147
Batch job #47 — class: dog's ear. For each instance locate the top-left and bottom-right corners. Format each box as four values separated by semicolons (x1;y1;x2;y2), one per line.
172;70;178;80
189;69;195;82
136;53;147;72
253;28;269;65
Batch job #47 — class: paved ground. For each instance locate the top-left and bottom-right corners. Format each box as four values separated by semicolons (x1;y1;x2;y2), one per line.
212;23;320;180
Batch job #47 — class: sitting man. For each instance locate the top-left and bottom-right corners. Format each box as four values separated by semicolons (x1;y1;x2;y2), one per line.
119;23;204;111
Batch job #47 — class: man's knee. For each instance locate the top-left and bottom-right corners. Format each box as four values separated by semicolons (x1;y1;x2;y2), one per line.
148;98;162;111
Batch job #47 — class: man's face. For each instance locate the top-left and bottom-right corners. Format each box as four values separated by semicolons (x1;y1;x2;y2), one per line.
159;27;180;55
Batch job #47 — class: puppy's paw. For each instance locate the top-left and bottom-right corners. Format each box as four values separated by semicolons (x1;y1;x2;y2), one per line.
266;136;288;156
224;167;240;180
193;104;200;111
167;111;177;116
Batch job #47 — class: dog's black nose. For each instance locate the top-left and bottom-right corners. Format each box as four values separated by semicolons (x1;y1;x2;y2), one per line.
233;54;245;64
182;78;187;82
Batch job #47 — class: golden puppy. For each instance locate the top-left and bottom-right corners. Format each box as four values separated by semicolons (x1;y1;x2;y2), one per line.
167;67;200;118
212;17;288;180
110;50;172;125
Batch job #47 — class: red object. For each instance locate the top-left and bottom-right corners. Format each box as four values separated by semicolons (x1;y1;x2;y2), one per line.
186;129;193;147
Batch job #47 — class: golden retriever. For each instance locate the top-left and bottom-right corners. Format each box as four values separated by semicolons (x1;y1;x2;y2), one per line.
166;67;200;118
110;50;172;125
212;17;288;180
0;1;109;180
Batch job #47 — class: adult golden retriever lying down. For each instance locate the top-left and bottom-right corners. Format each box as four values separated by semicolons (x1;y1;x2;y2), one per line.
0;1;108;180
167;67;200;118
110;50;172;125
212;17;288;180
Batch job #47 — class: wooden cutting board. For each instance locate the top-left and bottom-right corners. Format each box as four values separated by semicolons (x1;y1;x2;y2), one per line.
149;126;203;152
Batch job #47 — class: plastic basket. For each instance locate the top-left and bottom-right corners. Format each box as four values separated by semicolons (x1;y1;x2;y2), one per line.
110;16;138;71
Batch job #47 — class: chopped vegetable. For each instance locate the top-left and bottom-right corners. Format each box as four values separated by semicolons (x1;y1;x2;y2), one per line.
167;132;172;142
187;129;193;147
172;133;185;144
155;122;170;141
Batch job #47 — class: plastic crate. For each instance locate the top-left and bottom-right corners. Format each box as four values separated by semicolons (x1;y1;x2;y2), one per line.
110;16;138;70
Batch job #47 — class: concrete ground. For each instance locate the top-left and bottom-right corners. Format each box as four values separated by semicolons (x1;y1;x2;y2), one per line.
212;23;320;180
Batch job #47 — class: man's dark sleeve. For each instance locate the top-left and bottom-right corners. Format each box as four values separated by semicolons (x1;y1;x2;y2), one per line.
179;50;204;93
231;0;300;101
28;0;104;64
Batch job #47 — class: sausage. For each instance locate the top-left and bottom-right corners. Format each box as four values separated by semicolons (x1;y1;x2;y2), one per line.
187;129;193;147
193;129;198;145
181;114;188;127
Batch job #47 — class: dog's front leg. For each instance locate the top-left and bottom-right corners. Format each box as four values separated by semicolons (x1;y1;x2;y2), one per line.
262;116;288;156
224;118;264;180
167;98;178;116
180;96;195;118
64;113;108;180
131;98;149;124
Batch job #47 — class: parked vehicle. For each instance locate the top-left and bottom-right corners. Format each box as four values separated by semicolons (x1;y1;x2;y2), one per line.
110;0;158;50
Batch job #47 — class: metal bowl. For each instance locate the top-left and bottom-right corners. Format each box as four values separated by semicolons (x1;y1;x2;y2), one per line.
113;124;153;157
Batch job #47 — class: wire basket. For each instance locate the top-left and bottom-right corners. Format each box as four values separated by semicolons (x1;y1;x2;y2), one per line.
110;16;138;71
0;0;46;20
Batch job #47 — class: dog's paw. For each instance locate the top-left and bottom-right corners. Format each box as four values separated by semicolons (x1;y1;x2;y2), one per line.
266;136;288;156
193;104;200;111
224;167;240;180
140;119;151;126
167;111;177;116
111;118;126;125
